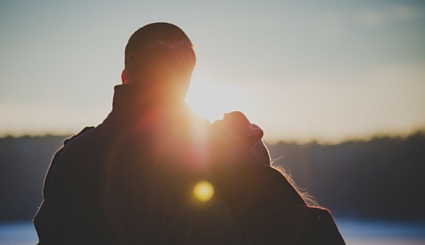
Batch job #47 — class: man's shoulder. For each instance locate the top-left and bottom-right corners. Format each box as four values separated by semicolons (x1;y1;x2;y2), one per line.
63;126;95;145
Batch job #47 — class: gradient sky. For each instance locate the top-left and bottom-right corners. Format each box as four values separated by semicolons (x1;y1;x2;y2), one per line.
1;0;424;143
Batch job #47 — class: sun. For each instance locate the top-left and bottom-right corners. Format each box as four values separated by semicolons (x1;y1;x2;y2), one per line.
186;80;249;123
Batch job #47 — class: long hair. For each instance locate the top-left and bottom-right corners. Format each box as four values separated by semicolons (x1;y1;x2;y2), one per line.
272;163;319;207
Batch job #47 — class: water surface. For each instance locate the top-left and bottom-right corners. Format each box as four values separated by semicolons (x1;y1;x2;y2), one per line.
1;219;424;245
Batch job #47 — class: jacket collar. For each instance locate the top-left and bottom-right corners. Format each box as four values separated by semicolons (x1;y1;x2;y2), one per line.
104;84;193;126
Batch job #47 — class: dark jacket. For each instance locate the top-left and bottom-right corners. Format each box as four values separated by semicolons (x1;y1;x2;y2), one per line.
34;84;344;245
211;112;345;244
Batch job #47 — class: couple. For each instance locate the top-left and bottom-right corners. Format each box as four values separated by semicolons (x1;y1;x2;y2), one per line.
34;23;345;245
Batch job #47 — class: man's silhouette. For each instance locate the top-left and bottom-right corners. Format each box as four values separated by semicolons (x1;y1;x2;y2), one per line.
34;23;345;245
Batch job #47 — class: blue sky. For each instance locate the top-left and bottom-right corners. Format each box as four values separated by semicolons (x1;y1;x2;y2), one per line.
1;0;424;142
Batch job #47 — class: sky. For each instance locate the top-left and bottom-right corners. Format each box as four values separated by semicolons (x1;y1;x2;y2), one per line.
1;0;424;143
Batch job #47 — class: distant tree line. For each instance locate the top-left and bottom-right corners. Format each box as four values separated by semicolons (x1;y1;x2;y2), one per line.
0;135;65;220
0;132;424;221
267;132;425;221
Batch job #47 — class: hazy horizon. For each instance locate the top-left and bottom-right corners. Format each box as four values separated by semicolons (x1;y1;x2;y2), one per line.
2;128;425;146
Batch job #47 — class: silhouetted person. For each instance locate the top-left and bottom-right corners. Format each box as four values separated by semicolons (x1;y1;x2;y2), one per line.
34;22;345;245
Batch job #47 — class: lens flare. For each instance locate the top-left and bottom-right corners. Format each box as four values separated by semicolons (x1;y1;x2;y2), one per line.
193;181;214;202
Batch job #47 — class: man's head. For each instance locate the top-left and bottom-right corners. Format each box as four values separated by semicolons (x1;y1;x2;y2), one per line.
122;23;196;99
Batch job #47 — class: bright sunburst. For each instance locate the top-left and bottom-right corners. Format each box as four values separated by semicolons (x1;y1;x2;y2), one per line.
186;80;248;123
